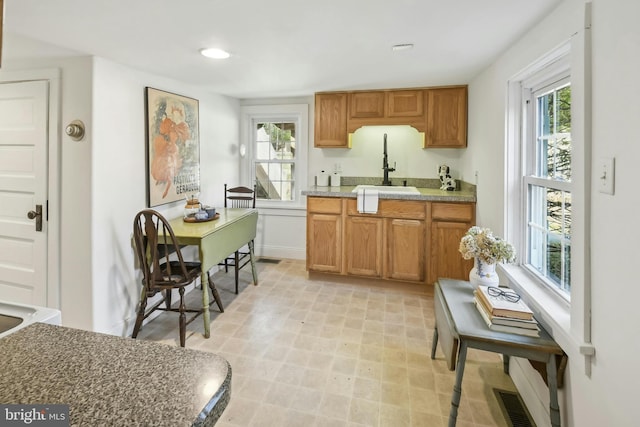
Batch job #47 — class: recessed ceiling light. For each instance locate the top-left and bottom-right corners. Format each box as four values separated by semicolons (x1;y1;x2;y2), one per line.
392;43;414;51
200;48;231;59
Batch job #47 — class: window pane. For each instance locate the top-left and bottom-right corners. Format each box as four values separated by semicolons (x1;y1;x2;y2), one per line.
527;183;572;294
254;162;294;201
556;85;571;133
255;122;296;161
535;84;571;182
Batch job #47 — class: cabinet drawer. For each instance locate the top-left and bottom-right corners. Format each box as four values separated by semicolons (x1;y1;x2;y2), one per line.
308;197;342;214
431;203;474;222
380;200;426;219
346;199;426;219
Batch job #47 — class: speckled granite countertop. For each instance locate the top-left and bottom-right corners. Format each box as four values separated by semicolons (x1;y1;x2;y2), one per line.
0;323;231;426
302;176;476;203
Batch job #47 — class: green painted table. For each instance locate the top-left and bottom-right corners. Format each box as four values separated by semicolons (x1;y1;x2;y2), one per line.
431;278;564;427
169;208;258;338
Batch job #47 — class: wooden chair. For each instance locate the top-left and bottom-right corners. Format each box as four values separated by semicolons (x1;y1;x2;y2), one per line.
221;184;256;294
132;209;224;347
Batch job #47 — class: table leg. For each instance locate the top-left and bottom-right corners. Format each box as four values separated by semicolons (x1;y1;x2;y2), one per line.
547;354;561;427
201;270;210;338
449;340;468;427
248;240;258;286
431;327;439;360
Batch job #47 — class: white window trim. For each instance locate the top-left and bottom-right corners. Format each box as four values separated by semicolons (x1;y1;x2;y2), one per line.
503;16;595;375
240;104;308;209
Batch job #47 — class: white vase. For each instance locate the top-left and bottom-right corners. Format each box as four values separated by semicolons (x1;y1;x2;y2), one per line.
469;258;499;289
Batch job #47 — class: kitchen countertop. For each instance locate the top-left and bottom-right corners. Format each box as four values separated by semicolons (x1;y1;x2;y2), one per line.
302;185;476;203
0;323;231;426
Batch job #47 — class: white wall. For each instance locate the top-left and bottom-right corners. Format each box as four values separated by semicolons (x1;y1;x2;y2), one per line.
467;0;640;425
2;41;241;334
89;58;241;335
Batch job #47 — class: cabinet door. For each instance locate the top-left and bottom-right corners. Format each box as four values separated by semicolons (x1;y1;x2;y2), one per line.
345;216;383;277
307;213;342;273
386;218;425;282
425;87;467;148
387;90;424;118
314;92;348;147
430;220;473;284
349;91;385;119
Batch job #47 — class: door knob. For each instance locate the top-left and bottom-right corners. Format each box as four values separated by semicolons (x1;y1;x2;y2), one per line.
27;205;43;231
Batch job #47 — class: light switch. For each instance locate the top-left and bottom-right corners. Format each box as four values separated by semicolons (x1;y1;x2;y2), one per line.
597;157;615;195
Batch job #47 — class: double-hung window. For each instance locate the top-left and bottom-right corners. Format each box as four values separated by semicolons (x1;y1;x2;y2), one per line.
253;121;296;202
525;77;572;297
240;104;308;208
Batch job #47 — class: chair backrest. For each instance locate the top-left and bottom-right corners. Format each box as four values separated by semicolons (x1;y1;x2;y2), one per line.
224;184;256;208
132;209;193;292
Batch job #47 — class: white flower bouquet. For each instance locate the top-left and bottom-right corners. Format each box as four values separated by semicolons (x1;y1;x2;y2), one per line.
459;226;516;265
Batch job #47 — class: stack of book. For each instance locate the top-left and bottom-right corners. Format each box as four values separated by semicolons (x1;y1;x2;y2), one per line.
473;285;540;337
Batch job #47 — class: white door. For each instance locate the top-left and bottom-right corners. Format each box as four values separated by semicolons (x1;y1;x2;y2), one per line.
0;80;49;305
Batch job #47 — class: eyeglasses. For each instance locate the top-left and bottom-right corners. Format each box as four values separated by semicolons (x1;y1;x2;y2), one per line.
487;286;521;303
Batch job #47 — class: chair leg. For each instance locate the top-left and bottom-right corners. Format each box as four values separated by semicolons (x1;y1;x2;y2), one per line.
234;250;240;294
178;287;186;347
248;239;258;286
208;273;224;313
131;289;148;339
165;289;172;310
224;259;229;273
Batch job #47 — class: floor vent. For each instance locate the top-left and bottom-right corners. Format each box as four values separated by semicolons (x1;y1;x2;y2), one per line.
494;389;537;427
257;258;281;264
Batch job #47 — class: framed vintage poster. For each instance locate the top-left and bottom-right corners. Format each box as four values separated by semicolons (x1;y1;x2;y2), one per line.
145;87;200;207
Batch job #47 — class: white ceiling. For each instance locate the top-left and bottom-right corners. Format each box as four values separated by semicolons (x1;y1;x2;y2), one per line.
3;0;561;99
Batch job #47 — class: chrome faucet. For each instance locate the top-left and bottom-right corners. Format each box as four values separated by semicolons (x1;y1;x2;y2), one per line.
382;133;395;186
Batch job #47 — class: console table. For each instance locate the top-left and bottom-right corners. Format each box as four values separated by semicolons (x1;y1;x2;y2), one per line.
431;278;564;427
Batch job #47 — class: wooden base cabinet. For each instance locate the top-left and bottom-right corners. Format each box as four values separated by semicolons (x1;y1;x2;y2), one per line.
345;216;383;277
386;218;425;282
306;198;343;273
428;202;475;284
307;197;475;286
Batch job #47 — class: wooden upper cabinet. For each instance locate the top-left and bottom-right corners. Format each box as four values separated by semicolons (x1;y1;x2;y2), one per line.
424;86;467;148
387;90;424;118
315;85;467;148
349;91;385;119
314;92;349;148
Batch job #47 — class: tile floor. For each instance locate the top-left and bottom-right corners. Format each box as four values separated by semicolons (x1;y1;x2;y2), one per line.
135;258;517;427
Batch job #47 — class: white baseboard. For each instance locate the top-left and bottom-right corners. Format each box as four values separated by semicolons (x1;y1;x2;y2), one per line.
255;244;305;260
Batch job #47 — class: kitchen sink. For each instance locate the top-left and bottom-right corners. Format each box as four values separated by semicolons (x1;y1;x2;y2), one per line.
352;185;420;195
